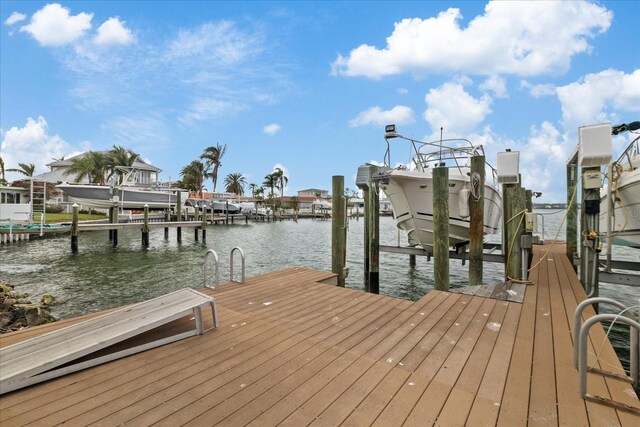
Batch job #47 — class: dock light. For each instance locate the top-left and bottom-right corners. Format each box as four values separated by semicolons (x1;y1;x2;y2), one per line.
533;192;542;198
385;124;398;138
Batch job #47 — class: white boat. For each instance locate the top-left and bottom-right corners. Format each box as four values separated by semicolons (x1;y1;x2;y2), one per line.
187;197;242;214
374;131;502;250
600;132;640;248
57;167;184;210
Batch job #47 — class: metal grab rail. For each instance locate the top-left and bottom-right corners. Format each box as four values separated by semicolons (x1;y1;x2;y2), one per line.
203;249;220;290
229;247;245;284
573;297;631;369
578;314;640;414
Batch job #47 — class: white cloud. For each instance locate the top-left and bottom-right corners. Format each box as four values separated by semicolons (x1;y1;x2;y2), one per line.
521;121;566;163
5;12;26;26
93;17;134;46
479;75;508;98
520;81;556;98
166;21;262;65
332;1;611;79
1;116;70;181
397;88;408;94
20;3;93;47
557;69;640;132
179;98;247;124
263;124;281;135
349;105;415;127
423;83;492;135
101;114;171;151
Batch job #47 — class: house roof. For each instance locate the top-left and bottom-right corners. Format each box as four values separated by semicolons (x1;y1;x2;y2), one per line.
46;152;161;173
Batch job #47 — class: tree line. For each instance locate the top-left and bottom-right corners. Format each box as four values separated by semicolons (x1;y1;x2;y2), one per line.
177;143;289;203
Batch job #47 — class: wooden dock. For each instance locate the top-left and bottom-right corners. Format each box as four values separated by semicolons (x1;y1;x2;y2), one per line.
0;244;637;425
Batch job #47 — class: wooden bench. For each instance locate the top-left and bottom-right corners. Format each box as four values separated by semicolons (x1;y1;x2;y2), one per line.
0;288;218;395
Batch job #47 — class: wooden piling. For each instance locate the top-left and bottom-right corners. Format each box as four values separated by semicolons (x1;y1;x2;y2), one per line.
142;205;149;247
525;189;533;213
368;166;380;294
194;206;199;241
71;204;79;253
566;163;578;269
225;201;229;225
201;208;207;242
108;207;113;241
331;176;347;287
469;155;484;286
433;166;449;291
503;181;524;281
363;184;370;292
176;191;182;242
112;206;119;247
164;210;170;240
409;255;416;268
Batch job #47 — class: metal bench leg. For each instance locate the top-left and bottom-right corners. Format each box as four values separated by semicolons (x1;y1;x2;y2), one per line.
194;306;204;334
210;300;219;328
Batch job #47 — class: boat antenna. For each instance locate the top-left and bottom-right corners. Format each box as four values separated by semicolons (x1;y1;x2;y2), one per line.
439;127;443;162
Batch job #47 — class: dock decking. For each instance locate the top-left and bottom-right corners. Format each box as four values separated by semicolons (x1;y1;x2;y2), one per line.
0;244;638;425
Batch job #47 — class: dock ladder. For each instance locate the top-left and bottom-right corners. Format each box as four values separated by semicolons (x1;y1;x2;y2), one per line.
203;247;246;290
573;297;640;414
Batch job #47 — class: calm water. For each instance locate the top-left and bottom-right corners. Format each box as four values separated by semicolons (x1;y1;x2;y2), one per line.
1;210;638;370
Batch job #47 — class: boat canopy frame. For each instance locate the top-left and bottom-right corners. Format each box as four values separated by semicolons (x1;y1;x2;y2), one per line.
383;135;499;186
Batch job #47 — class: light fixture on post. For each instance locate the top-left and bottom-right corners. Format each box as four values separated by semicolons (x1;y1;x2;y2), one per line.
385;124;398;139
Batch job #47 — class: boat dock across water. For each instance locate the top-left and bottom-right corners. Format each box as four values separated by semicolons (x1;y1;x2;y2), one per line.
0;243;637;425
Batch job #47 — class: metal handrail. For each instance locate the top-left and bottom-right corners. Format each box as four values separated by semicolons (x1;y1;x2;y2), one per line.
573;297;631;369
229;247;245;284
578;314;640;413
203;249;219;290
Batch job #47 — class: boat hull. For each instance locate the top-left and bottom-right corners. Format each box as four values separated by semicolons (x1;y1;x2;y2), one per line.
599;167;640;248
57;184;178;210
379;168;502;249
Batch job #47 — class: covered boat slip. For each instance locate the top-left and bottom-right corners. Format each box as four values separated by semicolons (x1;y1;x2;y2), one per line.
0;245;637;426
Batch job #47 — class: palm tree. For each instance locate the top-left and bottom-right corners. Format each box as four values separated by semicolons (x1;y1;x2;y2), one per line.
262;172;277;202
106;145;139;181
200;143;226;192
65;152;108;184
248;183;258;197
224;173;246;195
180;160;206;198
7;162;36;178
0;156;6;185
272;167;288;198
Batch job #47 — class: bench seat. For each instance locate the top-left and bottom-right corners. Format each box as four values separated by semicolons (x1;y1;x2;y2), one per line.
0;288;218;394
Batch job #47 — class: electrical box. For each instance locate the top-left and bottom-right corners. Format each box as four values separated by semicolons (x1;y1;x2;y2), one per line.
356;164;372;190
579;123;612;167
582;171;602;189
497;151;520;184
525;212;536;232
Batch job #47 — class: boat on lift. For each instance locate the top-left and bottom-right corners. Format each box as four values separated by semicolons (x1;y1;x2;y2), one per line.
57;167;185;210
371;125;503;250
600;122;640;248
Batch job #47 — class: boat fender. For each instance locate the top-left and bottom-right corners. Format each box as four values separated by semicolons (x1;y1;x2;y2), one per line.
459;188;471;218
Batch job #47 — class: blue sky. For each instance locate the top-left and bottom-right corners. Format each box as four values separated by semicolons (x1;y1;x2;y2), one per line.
1;1;638;201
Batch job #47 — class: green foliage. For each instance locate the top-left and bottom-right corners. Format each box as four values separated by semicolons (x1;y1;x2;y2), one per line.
224;172;246;195
6;162;36;177
200;143;226;192
180;160;206;197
